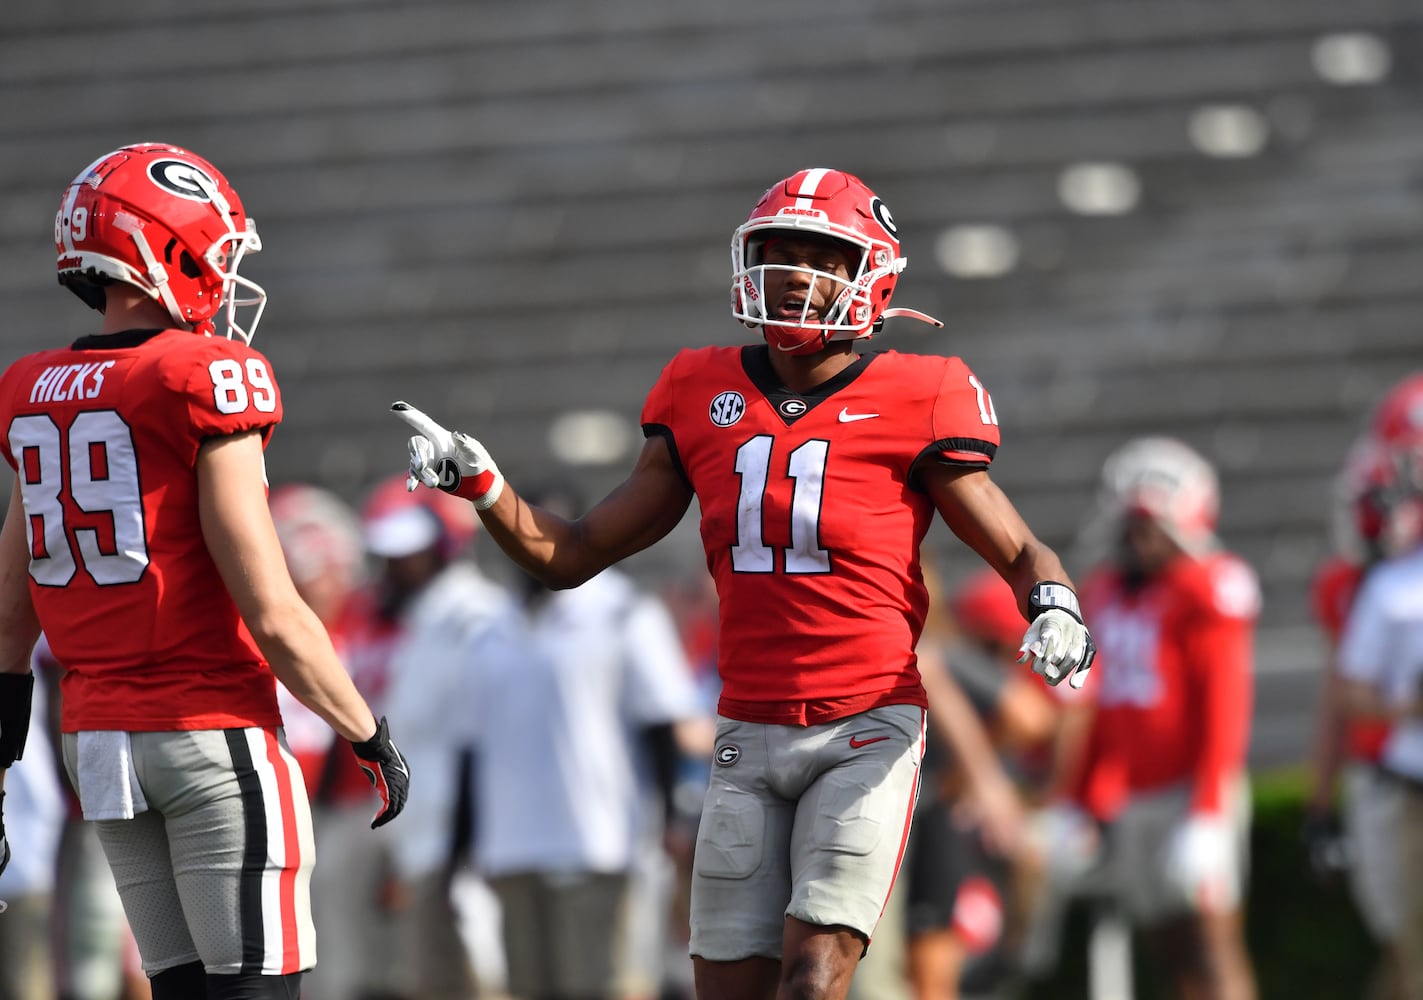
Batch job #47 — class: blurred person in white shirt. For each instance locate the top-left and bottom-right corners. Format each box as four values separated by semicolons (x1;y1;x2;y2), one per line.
0;649;64;1000
1339;374;1423;1000
465;482;710;1000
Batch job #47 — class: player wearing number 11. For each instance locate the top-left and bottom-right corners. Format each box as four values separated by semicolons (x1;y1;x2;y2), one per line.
394;167;1095;1000
0;144;407;1000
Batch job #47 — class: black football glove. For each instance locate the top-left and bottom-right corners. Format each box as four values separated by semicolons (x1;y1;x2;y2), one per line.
350;717;409;829
0;791;9;878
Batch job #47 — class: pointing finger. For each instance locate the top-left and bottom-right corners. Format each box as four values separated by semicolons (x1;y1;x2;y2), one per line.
390;401;451;447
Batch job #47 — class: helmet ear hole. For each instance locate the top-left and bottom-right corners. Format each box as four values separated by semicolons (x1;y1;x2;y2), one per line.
178;251;202;279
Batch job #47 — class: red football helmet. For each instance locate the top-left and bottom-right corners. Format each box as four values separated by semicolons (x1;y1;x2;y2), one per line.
1093;437;1220;556
1370;373;1423;449
269;484;365;588
730;168;943;355
54;143;266;342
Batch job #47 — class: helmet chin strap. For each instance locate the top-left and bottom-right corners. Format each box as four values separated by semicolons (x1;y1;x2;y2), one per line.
881;307;944;328
112;211;187;329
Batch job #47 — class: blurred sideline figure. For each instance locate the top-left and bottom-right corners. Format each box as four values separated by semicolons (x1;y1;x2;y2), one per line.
1039;437;1259;1000
35;637;152;1000
656;570;723;998
1303;424;1408;1000
852;564;1075;1000
393;166;1095;1000
1337;373;1423;1000
268;484;367;792
307;476;496;1000
0;142;406;1000
0;642;64;1000
464;481;712;1000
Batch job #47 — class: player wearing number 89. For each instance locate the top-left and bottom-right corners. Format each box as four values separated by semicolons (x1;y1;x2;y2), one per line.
0;143;407;1000
395;167;1093;1000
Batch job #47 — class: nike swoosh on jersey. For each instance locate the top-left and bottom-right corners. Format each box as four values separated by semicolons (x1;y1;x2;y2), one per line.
837;408;879;423
848;734;891;748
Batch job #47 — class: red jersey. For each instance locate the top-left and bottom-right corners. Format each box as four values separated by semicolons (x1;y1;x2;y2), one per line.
1310;555;1389;763
0;328;284;733
1073;551;1258;818
640;344;1000;725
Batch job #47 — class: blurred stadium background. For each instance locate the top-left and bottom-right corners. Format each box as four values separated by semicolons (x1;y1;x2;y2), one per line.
4;0;1423;772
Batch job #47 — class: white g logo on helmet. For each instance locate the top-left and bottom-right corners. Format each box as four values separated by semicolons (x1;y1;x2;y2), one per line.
147;160;217;203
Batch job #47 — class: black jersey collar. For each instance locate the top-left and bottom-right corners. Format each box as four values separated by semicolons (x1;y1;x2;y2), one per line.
740;344;876;425
70;328;170;350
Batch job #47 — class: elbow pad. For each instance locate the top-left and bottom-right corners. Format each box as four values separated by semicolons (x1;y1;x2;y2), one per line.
0;673;35;769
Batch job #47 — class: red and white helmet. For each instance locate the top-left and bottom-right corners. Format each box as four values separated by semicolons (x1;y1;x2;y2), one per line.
269;484;365;589
1095;437;1220;555
730;168;943;355
360;473;479;560
1370;373;1423;449
54;143;266;342
1339;373;1423;559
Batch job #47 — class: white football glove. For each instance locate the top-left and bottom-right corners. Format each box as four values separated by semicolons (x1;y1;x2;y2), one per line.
1025;803;1102;887
1018;582;1096;689
390;401;505;510
1163;813;1240;913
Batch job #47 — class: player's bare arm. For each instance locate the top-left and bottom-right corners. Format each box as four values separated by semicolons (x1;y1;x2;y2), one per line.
925;465;1069;596
198;431;378;743
925;464;1095;687
394;401;693;589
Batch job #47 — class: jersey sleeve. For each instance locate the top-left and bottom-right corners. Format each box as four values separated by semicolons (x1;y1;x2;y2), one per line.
923;357;1001;470
0;356;34;470
1184;556;1259;815
1309;558;1361;644
173;340;284;466
639;349;690;484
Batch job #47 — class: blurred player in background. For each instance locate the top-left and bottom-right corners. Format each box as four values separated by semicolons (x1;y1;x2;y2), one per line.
1054;437;1259;1000
0;143;407;1000
269;484;367;791
393;167;1095;1000
305;476;491;1000
34;636;152;1000
0;639;64;1000
1337;373;1423;1000
899;567;1069;1000
1303;422;1409;1000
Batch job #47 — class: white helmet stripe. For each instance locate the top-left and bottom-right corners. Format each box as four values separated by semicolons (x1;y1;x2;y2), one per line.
793;168;831;210
59;152;112;254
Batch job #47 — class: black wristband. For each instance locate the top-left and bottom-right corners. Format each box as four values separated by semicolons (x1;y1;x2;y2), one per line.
350;716;392;759
0;673;35;769
1027;582;1083;624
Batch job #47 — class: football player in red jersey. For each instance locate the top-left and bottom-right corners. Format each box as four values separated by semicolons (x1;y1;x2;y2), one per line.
390;168;1094;1000
1060;437;1258;1000
0;144;408;1000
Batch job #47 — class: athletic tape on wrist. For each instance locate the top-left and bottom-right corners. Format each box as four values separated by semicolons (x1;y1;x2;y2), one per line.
1027;581;1083;623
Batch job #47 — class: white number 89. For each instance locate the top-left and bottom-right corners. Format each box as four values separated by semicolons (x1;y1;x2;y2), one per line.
209;358;276;415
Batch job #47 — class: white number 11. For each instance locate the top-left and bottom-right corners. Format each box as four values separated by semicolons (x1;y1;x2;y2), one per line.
731;435;831;574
